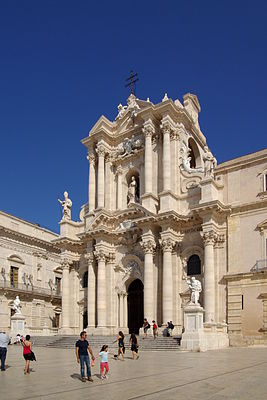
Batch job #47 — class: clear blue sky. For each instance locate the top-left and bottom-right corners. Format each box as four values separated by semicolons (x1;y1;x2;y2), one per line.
0;1;266;233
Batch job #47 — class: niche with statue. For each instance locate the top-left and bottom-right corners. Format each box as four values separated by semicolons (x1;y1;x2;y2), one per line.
127;171;140;204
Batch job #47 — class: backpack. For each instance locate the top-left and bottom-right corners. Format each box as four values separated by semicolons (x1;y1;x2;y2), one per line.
147;323;151;329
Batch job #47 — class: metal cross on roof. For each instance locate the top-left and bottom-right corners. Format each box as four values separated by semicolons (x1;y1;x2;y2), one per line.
125;70;139;95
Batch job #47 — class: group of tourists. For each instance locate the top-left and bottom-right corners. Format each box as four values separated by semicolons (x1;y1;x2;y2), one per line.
0;331;36;374
75;330;140;382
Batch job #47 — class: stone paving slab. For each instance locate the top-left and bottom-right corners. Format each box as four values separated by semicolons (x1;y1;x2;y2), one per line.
1;345;267;400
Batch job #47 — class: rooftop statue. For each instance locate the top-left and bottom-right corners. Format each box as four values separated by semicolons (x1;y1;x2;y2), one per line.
203;146;217;178
58;191;72;221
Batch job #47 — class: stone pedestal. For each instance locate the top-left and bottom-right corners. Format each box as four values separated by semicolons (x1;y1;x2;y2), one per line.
11;313;26;337
181;303;207;351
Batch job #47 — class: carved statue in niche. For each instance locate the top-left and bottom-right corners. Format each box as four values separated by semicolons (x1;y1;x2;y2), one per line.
128;176;137;203
203;146;217;178
186;277;202;305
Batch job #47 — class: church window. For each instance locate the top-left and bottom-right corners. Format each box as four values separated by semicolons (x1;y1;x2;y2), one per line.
187;255;201;276
188;143;196;168
10;266;19;288
83;271;88;288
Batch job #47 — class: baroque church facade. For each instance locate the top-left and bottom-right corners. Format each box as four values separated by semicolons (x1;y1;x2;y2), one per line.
1;92;267;346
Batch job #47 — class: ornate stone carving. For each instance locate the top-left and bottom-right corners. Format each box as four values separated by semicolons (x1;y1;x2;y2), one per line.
84;253;94;264
202;231;218;246
142;124;154;138
160;121;171;135
87;152;96;166
115;103;127;120
180;144;204;174
160;238;176;252
186;277;202;305
94;249;106;262
140;239;156;254
61;259;70;270
58;191;72;221
12;295;22;314
96;144;106;157
116;135;143;158
123;260;143;281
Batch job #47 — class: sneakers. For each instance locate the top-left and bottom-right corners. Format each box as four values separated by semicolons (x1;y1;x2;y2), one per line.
87;377;94;382
81;377;86;382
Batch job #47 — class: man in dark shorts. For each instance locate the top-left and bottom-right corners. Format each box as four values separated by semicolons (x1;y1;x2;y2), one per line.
75;331;95;382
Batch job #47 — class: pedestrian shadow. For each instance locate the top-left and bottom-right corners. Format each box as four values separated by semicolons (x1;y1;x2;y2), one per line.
70;373;81;380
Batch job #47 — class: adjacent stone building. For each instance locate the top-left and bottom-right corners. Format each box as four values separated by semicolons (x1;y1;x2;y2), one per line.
1;92;266;345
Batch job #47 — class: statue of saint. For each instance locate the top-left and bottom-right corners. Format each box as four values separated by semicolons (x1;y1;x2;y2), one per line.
186;277;202;305
58;191;72;220
203;146;217;178
116;103;127;120
128;176;137;203
13;295;22;314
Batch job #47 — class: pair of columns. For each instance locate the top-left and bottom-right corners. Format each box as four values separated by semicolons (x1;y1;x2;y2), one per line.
118;291;128;327
85;250;114;329
87;144;106;212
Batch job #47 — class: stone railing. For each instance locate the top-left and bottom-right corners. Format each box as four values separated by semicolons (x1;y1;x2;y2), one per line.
0;280;61;298
251;259;267;272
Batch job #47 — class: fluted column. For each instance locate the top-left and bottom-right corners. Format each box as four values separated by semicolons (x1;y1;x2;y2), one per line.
94;249;106;327
123;292;128;327
116;165;123;209
161;123;171;191
141;238;156;322
143;124;153;194
61;259;70;330
203;231;217;323
119;293;124;327
85;253;95;329
87;152;96;212
97;144;105;208
161;238;175;324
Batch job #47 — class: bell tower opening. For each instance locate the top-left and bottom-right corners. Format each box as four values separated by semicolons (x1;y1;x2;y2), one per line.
127;279;144;334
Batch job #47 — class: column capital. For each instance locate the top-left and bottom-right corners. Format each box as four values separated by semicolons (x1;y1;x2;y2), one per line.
202;231;218;246
142;124;155;138
160;238;176;252
116;165;123;176
140;238;156;254
61;259;71;270
87;151;96;165
170;129;180;141
96;143;106;157
107;252;116;263
93;249;107;262
84;253;94;265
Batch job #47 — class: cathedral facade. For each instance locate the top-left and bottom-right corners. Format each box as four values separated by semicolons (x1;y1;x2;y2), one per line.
1;92;267;346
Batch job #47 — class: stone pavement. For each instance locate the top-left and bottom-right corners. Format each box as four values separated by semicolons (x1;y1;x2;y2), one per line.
1;345;267;400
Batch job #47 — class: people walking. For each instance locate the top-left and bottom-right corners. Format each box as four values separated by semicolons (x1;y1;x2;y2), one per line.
113;331;125;361
75;331;95;382
152;320;158;339
99;345;110;380
21;334;36;374
143;318;150;338
129;333;139;360
0;331;9;371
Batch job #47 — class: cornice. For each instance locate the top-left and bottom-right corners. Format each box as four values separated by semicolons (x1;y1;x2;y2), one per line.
215;148;267;174
230;199;267;215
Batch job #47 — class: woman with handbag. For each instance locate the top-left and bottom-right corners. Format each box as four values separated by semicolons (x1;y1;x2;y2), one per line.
21;335;36;374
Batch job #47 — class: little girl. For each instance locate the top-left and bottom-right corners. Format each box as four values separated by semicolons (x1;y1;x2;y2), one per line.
99;345;110;380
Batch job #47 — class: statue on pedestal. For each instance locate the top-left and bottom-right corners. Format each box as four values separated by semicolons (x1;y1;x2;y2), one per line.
13;295;22;314
58;191;72;221
186;277;202;305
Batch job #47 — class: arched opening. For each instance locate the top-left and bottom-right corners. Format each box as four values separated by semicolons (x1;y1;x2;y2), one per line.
127;279;144;334
187;254;201;276
188;138;201;169
83;271;88;288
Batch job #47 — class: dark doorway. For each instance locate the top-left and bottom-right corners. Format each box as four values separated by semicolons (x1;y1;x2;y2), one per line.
127;279;144;334
83;311;88;329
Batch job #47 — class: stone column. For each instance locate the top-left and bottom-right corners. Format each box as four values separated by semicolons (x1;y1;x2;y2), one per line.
97;144;105;208
161;238;175;324
141;238;156;323
85;253;95;329
119;293;124;327
94;249;106;328
123;292;128;328
116;165;123;209
203;231;217;323
161;123;171;191
143;125;153;194
61;259;70;331
87;152;96;212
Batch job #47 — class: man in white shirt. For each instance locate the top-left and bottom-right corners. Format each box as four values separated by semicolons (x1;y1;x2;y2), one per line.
0;331;10;371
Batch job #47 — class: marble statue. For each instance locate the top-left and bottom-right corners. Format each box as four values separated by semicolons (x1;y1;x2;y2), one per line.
180;146;204;174
186;277;202;305
203;146;217;178
116;103;127;120
116;136;142;158
58;191;72;220
13;295;22;314
128;176;137;203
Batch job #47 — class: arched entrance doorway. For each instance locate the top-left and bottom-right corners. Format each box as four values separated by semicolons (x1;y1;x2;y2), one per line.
127;279;144;334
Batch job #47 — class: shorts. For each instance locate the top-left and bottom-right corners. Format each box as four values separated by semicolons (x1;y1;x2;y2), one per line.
131;344;138;353
100;362;109;374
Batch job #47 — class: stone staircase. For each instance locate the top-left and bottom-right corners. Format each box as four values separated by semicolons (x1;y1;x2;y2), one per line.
32;335;181;351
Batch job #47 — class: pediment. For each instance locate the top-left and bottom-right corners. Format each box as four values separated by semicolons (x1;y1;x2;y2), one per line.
257;219;267;231
88;115;114;137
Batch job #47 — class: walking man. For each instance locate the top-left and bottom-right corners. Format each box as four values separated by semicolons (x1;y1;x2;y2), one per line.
75;331;95;382
0;331;10;371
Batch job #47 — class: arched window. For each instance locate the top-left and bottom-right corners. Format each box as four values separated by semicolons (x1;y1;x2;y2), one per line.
188;143;196;168
187;255;201;276
83;271;88;288
188;138;201;169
